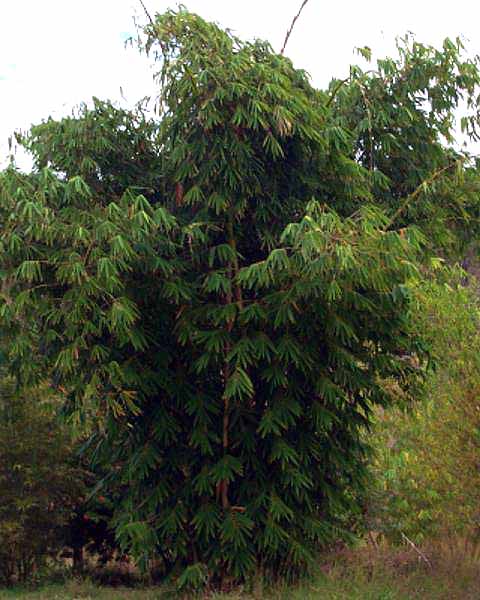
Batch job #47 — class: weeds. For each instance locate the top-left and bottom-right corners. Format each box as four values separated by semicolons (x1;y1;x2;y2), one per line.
2;537;479;600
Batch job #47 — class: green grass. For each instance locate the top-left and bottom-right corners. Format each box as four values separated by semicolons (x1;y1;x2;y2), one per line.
0;573;475;600
0;574;468;600
2;541;479;600
0;582;166;599
0;573;474;600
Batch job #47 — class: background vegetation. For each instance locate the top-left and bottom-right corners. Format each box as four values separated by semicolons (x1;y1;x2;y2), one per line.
0;382;83;586
370;272;480;545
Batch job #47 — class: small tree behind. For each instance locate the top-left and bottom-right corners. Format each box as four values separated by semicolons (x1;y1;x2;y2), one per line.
0;379;84;585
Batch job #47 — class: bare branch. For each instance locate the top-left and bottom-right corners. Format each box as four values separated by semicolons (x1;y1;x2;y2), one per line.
138;0;154;27
281;0;312;55
401;532;432;568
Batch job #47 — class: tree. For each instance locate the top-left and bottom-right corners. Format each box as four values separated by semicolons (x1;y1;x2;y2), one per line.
0;378;84;585
0;8;479;590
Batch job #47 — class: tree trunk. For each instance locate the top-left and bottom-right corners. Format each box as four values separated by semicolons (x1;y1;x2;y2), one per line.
72;544;84;574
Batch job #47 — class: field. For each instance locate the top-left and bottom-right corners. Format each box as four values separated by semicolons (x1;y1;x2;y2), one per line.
2;541;479;600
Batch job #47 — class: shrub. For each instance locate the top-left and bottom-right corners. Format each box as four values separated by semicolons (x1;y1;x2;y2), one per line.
0;380;84;585
369;270;480;543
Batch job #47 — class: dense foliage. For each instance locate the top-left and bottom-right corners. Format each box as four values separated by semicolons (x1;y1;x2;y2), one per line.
0;380;84;585
369;270;480;543
1;8;480;590
329;37;480;254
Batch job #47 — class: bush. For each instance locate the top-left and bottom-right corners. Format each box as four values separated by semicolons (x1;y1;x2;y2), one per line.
0;380;84;585
369;269;480;543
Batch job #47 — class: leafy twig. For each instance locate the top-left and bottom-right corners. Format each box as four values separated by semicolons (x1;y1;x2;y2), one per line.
326;77;350;107
359;80;374;171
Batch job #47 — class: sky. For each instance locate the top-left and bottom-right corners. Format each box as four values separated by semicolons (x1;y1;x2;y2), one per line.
1;0;480;168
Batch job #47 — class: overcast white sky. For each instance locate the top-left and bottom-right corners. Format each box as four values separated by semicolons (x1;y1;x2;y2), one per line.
1;0;480;168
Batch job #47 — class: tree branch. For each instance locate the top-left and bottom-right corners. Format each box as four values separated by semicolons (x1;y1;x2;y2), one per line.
138;0;154;27
281;0;312;55
326;77;350;107
385;161;460;230
401;532;432;568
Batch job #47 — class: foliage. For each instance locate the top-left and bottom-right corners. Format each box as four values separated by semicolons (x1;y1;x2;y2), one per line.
329;36;480;256
369;270;480;543
1;6;480;590
0;380;84;585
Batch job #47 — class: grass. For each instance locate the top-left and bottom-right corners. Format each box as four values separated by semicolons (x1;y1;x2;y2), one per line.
2;538;479;600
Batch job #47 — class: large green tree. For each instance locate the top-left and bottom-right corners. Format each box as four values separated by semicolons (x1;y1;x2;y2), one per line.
1;8;479;590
